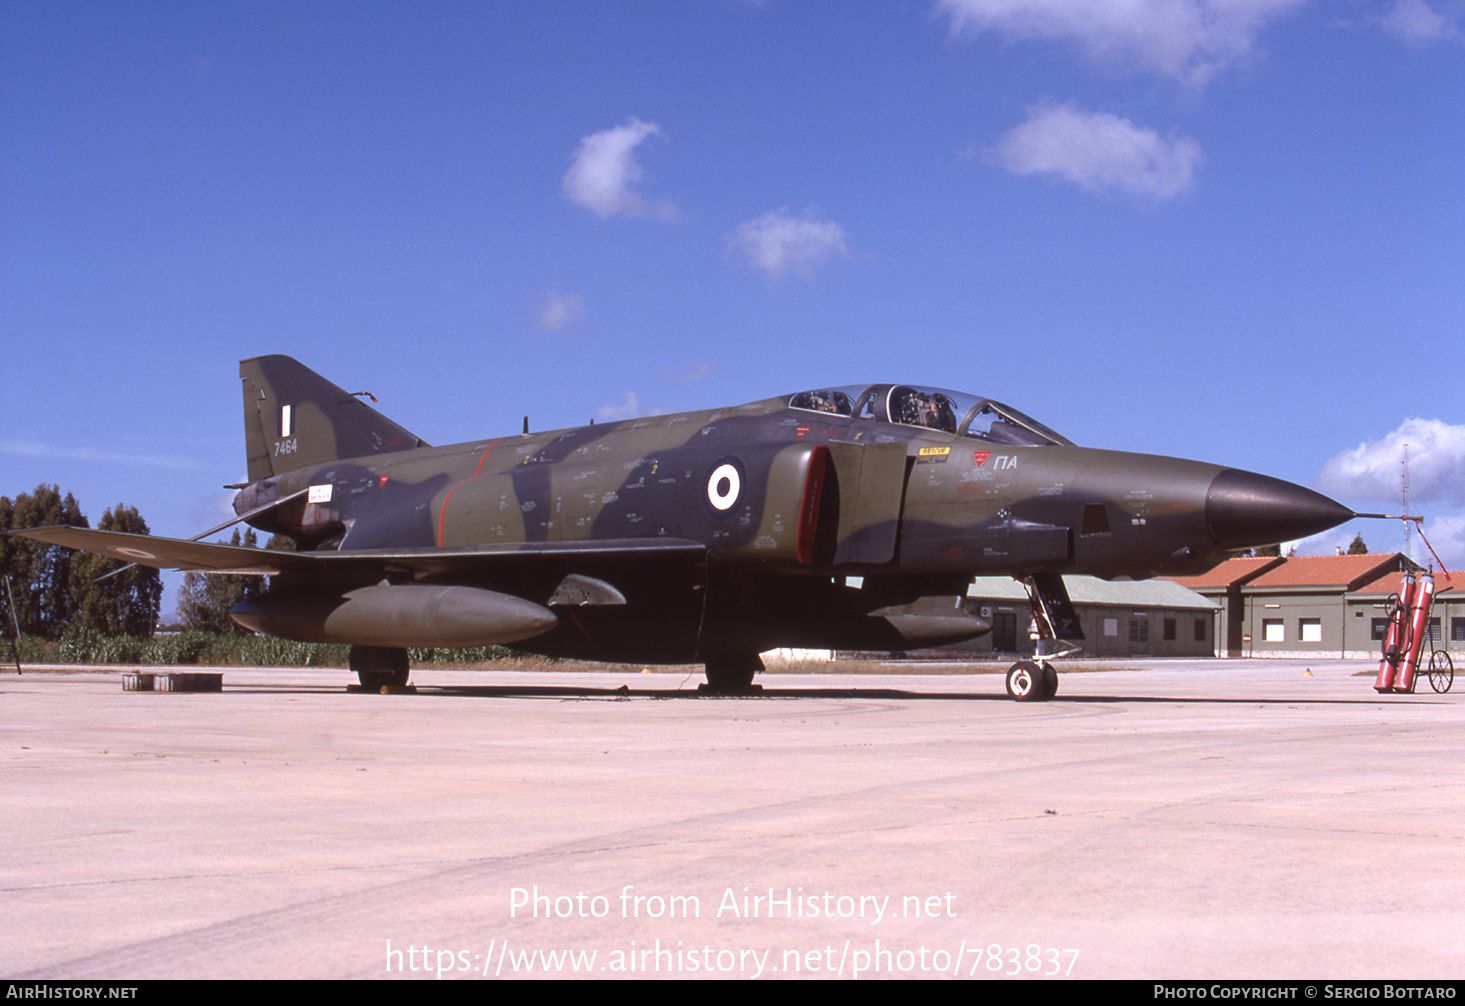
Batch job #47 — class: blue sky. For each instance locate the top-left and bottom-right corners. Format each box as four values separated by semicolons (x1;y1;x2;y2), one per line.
4;1;1463;611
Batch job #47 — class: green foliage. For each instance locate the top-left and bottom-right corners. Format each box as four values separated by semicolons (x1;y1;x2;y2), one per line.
178;527;265;635
57;625;148;664
1347;533;1369;555
0;485;89;639
136;631;207;665
3;487;163;641
406;645;518;665
70;504;163;638
6;631;515;668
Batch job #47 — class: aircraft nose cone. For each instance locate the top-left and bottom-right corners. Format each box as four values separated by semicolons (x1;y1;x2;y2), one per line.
1205;469;1353;550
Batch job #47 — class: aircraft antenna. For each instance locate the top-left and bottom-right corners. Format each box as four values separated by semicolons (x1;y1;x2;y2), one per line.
1402;444;1411;562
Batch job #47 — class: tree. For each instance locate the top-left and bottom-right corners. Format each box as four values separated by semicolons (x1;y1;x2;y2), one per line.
178;527;265;634
1347;533;1368;555
0;485;89;639
70;505;163;637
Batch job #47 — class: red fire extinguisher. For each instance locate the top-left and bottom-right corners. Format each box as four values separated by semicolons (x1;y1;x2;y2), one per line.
1394;572;1435;694
1375;573;1416;693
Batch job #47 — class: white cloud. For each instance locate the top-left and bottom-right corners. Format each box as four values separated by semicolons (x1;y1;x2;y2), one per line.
726;207;850;283
1318;513;1465;572
0;440;199;470
595;392;646;422
936;0;1306;85
664;361;714;383
1418;513;1465;572
535;291;584;333
1290;513;1465;571
1318;418;1465;506
561;118;678;221
1306;418;1465;571
990;103;1203;200
188;492;240;530
1380;0;1458;43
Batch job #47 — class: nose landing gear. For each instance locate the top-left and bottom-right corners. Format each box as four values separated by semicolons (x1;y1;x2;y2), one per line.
1004;573;1083;702
1005;659;1058;701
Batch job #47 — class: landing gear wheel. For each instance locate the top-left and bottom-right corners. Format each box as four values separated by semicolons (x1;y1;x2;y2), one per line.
1006;660;1054;702
1040;662;1059;699
702;654;762;694
350;645;409;691
1428;650;1454;694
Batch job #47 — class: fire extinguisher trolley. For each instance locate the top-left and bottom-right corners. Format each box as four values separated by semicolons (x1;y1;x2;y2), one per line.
1374;570;1453;694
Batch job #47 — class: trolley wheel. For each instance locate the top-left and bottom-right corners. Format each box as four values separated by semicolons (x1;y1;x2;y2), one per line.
1428;650;1453;694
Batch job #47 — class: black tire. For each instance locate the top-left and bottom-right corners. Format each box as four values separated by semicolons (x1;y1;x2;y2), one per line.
1428;650;1454;694
704;655;760;693
350;645;409;690
1040;662;1059;700
1005;660;1051;702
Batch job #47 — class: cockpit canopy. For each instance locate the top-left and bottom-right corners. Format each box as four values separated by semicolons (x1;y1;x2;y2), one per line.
788;384;1072;447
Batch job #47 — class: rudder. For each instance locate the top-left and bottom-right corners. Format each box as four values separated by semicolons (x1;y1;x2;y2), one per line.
240;355;428;482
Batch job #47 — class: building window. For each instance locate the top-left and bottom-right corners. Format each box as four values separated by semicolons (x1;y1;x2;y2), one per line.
1299;618;1322;643
1427;617;1441;643
1163;617;1176;641
1372;619;1389;641
1263;619;1284;642
1129;617;1148;644
1194;618;1207;642
1103;618;1118;637
1454;618;1465;642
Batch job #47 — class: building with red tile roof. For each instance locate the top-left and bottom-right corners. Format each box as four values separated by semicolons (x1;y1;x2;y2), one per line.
1162;553;1462;658
1348;566;1461;659
1165;556;1284;656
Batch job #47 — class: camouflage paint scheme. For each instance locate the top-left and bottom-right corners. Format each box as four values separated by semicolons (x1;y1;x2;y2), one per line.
14;356;1353;695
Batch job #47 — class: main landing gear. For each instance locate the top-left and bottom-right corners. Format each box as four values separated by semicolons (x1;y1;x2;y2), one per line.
351;645;410;691
701;652;764;695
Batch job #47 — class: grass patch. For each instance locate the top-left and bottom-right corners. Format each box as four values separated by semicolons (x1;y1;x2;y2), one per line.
3;630;1136;676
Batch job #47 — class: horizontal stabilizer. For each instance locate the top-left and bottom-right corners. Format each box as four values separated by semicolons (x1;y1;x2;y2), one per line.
10;526;289;573
8;526;707;577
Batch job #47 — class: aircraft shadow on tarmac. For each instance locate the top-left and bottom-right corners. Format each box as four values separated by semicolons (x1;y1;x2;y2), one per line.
220;680;1433;705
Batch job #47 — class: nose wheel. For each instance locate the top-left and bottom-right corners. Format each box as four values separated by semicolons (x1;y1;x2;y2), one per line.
1005;659;1059;702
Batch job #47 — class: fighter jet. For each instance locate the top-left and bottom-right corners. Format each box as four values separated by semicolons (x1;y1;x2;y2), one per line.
13;355;1352;699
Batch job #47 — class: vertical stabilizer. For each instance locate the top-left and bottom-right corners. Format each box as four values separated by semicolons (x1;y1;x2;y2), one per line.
240;355;428;482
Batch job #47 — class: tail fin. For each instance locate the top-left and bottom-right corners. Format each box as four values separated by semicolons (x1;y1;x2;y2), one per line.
240;355;429;482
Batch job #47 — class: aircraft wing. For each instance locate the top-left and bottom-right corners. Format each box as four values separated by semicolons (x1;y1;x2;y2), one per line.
7;526;708;577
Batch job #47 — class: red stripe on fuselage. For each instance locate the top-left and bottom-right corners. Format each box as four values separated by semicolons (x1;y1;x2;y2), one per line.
437;439;502;547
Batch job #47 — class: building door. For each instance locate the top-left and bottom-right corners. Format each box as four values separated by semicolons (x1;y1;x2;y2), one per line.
992;611;1018;653
1129;615;1150;655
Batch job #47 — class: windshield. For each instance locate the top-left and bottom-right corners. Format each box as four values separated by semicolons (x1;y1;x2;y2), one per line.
788;384;1071;446
960;400;1071;447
